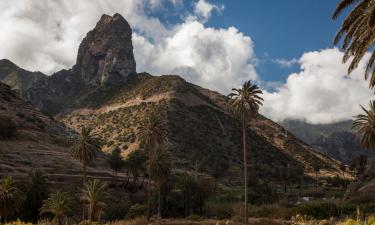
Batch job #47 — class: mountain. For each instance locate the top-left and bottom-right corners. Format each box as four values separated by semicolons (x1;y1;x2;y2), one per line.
282;120;375;164
0;82;113;184
0;13;348;184
0;13;136;115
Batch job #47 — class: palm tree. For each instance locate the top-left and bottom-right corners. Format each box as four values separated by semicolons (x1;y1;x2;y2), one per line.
149;145;172;218
72;127;101;184
24;170;49;222
332;0;375;88
353;100;375;149
81;179;108;222
228;80;263;225
40;191;75;225
137;110;168;220
0;176;22;223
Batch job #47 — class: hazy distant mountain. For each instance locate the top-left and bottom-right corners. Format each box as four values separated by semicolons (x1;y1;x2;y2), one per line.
282;120;374;164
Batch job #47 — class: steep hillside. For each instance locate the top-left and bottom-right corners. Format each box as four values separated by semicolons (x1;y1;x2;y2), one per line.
61;73;348;184
0;82;113;184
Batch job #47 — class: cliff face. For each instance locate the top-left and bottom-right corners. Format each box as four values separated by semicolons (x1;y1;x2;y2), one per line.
75;13;136;86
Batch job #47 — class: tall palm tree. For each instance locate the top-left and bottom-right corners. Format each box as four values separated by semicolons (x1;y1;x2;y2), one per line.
228;80;263;225
72;127;101;184
24;170;49;222
0;176;22;223
40;191;75;225
332;0;375;88
137;110;168;220
353;100;375;149
81;179;108;222
149;145;172;218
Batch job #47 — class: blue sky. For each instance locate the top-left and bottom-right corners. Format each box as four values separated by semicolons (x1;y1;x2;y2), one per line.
1;0;372;124
148;0;342;83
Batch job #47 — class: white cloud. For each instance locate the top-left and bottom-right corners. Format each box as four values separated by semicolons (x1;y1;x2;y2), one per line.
194;0;224;21
133;21;257;94
273;58;299;68
261;48;373;124
0;0;256;95
0;0;170;73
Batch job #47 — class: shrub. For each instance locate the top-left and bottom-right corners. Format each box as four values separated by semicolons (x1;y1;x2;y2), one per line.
295;201;342;219
338;219;360;225
106;217;147;225
205;202;233;219
126;204;147;219
0;116;16;140
5;219;32;225
186;214;203;221
77;221;100;225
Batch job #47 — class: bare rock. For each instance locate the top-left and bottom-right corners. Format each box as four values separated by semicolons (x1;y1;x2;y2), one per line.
75;13;136;86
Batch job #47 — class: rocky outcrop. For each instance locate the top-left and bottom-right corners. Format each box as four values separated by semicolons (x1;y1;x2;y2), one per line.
0;13;136;115
75;13;136;86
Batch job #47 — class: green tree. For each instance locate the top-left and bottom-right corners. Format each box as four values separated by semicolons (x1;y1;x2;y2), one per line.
72;127;101;184
124;150;146;185
81;179;108;222
228;80;263;225
137;111;168;220
108;147;124;176
23;170;49;222
332;0;375;88
353;101;375;150
149;145;172;218
176;173;196;217
40;191;75;225
0;176;22;222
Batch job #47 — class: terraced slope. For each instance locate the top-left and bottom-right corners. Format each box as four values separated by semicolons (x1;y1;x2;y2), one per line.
0;83;115;184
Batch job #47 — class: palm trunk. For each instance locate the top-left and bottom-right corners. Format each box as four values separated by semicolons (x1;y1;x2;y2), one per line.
158;186;162;218
88;205;93;222
83;162;87;184
242;113;248;225
147;148;152;221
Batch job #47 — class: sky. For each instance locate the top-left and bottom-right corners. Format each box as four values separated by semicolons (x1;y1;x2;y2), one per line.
0;0;373;124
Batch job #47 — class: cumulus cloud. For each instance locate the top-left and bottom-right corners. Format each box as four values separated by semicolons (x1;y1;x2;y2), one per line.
0;0;256;94
261;48;373;124
194;0;224;21
273;58;299;68
133;21;257;93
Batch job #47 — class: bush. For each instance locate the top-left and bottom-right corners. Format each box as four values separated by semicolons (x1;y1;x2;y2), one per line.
295;201;342;219
77;221;100;225
204;201;233;219
126;204;147;219
249;204;293;219
5;220;32;225
0;116;16;140
186;214;203;221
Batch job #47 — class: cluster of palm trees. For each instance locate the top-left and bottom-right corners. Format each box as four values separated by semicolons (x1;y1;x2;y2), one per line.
137;110;172;220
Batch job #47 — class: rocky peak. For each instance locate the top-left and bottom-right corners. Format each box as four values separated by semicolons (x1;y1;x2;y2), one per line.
75;13;136;86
